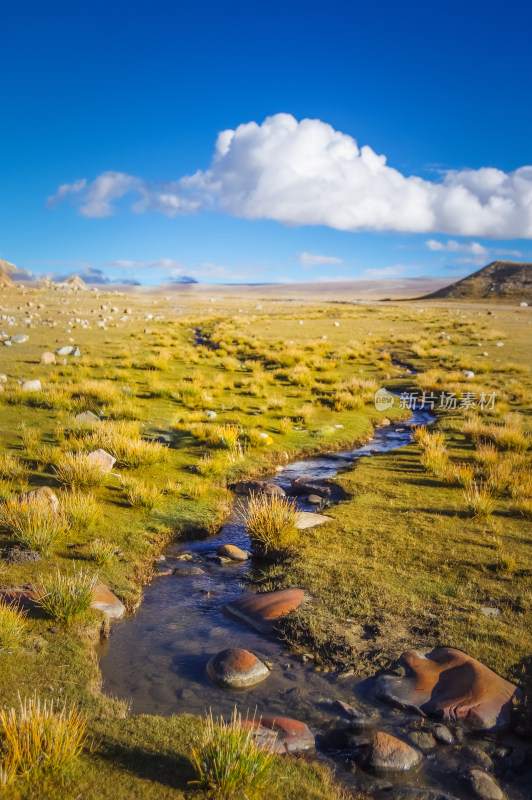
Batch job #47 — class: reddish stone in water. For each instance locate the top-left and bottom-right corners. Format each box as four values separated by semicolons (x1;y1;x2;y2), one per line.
243;716;315;753
377;647;523;732
91;584;125;618
207;648;269;689
217;544;248;562
223;588;305;633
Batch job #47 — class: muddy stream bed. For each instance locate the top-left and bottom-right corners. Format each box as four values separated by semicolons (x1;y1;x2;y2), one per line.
99;399;528;799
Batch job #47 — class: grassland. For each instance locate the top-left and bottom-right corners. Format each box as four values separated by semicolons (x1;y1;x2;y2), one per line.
0;283;530;797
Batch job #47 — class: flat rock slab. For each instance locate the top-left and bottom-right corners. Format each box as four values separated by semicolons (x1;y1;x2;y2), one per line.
368;730;423;772
377;646;523;732
223;588;305;633
207;648;269;689
244;716;315;753
295;511;332;530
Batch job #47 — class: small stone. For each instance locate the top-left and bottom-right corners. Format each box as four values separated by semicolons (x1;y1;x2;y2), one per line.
56;345;73;355
463;370;475;378
91;584;125;619
480;606;500;618
40;351;56;365
207;648;269;689
2;546;42;564
461;767;504;800
216;544;248;562
407;730;436;752
173;565;205;577
75;410;101;425
433;724;454;745
205;410;217;419
307;494;322;505
231;480;285;496
368;731;423;772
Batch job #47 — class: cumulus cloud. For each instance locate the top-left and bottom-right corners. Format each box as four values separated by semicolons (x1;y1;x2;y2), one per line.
297;252;343;266
48;114;532;238
46;179;87;209
426;238;524;266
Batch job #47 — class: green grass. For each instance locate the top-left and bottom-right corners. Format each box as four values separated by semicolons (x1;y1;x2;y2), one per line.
34;566;98;623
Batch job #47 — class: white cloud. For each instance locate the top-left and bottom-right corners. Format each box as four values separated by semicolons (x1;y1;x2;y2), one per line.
359;265;419;279
46;179;87;209
48;114;532;238
297;252;343;266
426;239;489;257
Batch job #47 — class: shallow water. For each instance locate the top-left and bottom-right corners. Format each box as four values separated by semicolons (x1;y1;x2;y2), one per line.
99;403;527;798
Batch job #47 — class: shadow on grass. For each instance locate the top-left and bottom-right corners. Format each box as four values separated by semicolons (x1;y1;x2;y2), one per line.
94;736;196;790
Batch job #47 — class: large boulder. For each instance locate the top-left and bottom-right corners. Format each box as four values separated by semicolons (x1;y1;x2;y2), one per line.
223;588;305;633
377;647;523;732
86;449;116;472
231;480;285;496
40;351;56;365
243;716;315;753
290;478;332;498
367;731;423;772
207;648;269;689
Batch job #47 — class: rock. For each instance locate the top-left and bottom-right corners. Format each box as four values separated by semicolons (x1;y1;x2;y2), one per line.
461;768;504;800
3;340;12;346
290;478;332;498
207;648;269;689
20;379;41;392
71;346;81;357
368;731;423;772
332;700;379;729
19;486;60;514
231;480;285;496
463;370;475;378
2;546;42;565
56;345;73;355
377;647;523;732
244;716;315;753
40;351;56;365
0;374;6;382
216;544;248;562
307;494;322;505
461;745;494;771
11;334;29;344
205;410;217;419
223;588;305;633
520;301;528;307
86;449;116;472
173;565;206;577
378;418;392;427
392;792;459;800
91;584;125;618
74;410;100;425
407;730;436;752
480;606;500;618
433;724;454;745
295;511;332;530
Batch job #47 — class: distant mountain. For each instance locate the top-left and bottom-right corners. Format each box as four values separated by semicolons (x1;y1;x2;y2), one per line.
423;261;532;300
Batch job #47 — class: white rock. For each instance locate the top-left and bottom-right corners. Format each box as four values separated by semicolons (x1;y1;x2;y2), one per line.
20;379;42;392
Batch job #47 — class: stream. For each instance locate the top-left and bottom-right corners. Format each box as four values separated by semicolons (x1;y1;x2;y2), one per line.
99;399;527;799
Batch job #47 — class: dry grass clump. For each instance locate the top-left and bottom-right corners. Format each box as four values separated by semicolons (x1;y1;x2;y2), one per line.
34;566;98;623
463;481;495;519
88;538;117;565
191;708;275;797
19;425;42;456
0;696;86;783
415;427;449;477
0;599;26;651
0;453;29;482
1;495;68;555
69;420;166;467
208;423;241;449
61;489;101;532
239;493;299;557
54;452;107;487
441;462;475;488
121;477;162;509
278;417;293;435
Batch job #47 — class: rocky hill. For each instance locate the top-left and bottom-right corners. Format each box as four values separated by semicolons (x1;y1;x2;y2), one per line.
424;260;532;300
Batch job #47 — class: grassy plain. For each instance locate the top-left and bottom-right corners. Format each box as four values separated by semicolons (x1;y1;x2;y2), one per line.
0;283;530;797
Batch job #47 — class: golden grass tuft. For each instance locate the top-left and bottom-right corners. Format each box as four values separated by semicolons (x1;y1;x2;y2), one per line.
239;493;299;557
1;495;68;555
54;452;107;488
463;481;495;519
34;566;98;623
0;599;26;652
121;476;162;509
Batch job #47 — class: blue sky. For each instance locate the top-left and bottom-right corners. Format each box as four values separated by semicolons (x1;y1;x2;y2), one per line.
1;0;531;285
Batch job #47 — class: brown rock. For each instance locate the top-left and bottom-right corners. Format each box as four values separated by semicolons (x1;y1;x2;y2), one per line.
223;588;305;633
461;767;504;800
291;478;331;498
207;648;269;689
173;565;205;577
91;584;125;618
377;647;523;732
368;731;423;772
40;351;56;365
217;544;248;562
19;486;60;514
